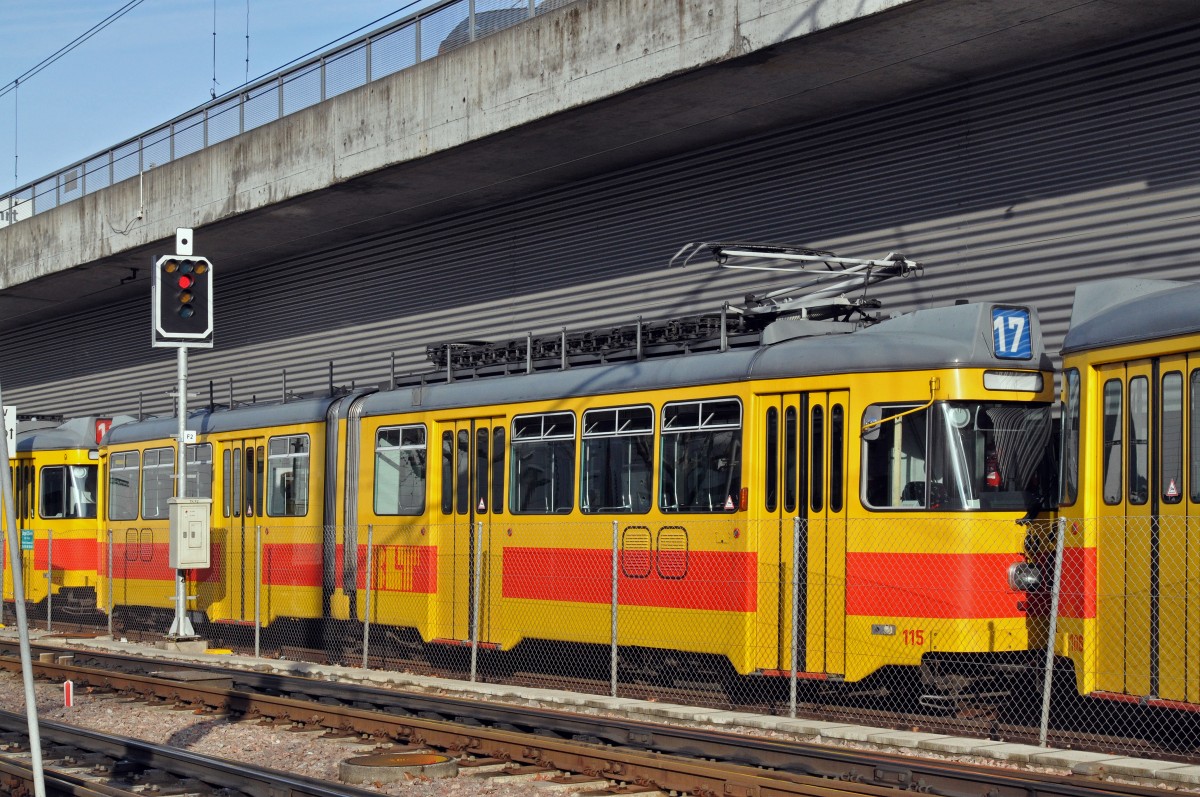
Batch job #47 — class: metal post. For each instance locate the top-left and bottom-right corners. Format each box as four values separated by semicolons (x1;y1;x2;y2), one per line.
106;530;113;638
45;530;52;632
254;525;262;659
1039;517;1067;746
362;525;374;669
790;516;801;718
169;345;195;638
610;519;619;698
0;379;48;797
470;520;483;682
720;303;729;352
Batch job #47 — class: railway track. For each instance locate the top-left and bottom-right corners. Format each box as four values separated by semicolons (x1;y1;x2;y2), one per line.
12;634;1185;764
0;706;385;797
0;640;1182;797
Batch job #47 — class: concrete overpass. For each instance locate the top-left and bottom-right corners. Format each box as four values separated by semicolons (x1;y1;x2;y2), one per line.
1;0;1193;329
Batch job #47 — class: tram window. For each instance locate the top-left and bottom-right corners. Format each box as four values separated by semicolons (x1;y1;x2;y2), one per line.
492;427;505;514
810;407;824;512
223;449;232;517
12;465;21;521
830;405;844;513
764;408;779;512
40;466;93;519
185;443;213;500
255;445;265;515
39;467;64;518
456;430;470;514
232;450;243;517
1102;380;1123;505
243;449;255;516
1060;369;1080;506
108;452;139;521
1162;372;1183;504
71;466;97;518
1128;377;1149;505
1192;371;1200;502
581;405;652;514
441;431;454;514
142;447;174;520
511;412;576;514
374;425;426;516
475;428;489;511
784;407;798;513
862;400;1052;511
660;399;741;514
267;435;310;517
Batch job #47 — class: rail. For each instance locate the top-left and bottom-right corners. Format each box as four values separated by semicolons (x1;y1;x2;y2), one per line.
0;0;564;229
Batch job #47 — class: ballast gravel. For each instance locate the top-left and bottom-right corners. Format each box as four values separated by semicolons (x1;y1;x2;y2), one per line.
0;671;552;796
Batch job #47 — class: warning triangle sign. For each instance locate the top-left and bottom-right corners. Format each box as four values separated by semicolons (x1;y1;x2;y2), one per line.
1167;479;1179;498
478;498;486;511
724;495;735;510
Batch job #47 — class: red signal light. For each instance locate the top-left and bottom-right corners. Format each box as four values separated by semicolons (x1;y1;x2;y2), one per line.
178;275;194;289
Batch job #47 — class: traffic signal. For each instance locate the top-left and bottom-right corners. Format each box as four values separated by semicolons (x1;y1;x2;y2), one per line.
153;255;213;344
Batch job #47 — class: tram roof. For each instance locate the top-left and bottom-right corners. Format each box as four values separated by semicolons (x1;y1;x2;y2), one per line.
17;415;135;452
100;300;1048;444
363;300;1052;415
1061;278;1200;355
104;397;339;445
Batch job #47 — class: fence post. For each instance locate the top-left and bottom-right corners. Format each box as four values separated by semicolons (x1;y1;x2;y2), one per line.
1038;517;1067;746
611;519;619;698
254;525;262;659
790;517;801;718
106;530;114;638
362;526;374;669
470;520;483;682
46;530;52;632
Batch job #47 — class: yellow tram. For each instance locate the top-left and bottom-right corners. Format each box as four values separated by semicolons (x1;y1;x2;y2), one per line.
1057;277;1200;706
3;416;128;618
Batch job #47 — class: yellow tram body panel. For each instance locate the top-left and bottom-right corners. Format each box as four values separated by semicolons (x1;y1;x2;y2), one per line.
102;409;333;629
1060;280;1200;705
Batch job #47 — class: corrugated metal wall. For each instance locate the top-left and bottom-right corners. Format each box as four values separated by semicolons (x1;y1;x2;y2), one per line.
6;22;1200;418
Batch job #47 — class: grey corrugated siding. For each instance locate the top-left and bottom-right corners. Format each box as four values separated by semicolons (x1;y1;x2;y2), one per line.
5;23;1200;418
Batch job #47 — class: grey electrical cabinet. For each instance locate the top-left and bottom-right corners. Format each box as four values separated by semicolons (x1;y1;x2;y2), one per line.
168;497;212;569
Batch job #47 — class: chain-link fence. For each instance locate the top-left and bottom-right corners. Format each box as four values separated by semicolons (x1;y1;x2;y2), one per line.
2;528;110;633
7;516;1200;760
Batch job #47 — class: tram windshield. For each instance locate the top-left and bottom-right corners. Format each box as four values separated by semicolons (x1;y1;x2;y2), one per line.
40;464;97;519
862;401;1053;511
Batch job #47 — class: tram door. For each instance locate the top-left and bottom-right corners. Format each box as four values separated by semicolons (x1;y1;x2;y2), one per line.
219;437;266;623
1095;358;1195;702
439;418;503;643
763;391;849;677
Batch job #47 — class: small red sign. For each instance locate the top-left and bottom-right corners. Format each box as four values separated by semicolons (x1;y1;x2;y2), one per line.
94;418;113;445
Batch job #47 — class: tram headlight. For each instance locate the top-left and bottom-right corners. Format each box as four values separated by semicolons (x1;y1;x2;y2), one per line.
1007;562;1041;592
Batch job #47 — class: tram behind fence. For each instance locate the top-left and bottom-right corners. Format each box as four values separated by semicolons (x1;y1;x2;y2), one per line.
8;251;1200;760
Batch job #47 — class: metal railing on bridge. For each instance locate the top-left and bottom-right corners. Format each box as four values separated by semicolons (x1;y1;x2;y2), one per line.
0;0;565;229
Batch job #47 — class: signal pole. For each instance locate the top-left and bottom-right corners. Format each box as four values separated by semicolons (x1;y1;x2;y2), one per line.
0;380;47;797
153;228;214;640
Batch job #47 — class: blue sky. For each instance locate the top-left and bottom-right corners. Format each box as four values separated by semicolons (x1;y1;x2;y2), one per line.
0;1;433;190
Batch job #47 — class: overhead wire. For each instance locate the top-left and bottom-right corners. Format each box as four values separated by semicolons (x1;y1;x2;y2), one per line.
0;0;147;101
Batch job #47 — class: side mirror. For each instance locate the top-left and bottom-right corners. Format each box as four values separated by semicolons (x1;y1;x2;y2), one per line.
862;404;882;442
